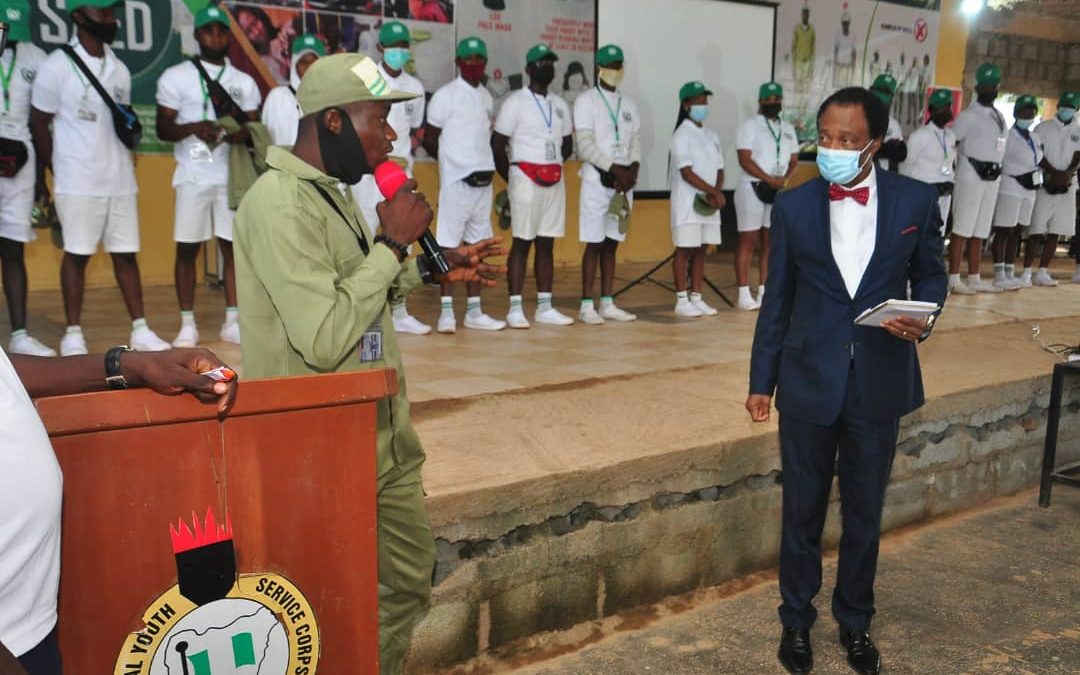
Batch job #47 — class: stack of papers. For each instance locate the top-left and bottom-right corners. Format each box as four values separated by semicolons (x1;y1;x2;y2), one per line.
854;300;940;327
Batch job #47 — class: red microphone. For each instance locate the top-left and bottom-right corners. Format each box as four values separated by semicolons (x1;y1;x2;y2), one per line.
374;162;451;275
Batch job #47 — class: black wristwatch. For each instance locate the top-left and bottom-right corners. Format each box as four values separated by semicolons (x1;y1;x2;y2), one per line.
105;345;133;390
919;313;937;341
415;254;438;285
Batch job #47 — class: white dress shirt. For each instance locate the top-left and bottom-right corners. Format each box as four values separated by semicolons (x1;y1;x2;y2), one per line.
830;167;878;298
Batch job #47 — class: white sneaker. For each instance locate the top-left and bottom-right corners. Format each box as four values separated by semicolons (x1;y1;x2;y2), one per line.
219;321;241;344
598;303;637;322
1019;274;1033;288
394;314;432;335
737;295;760;311
674;299;704;318
967;278;1003;293
172;324;200;348
535;306;574;326
436;313;457;334
948;279;976;295
1033;271;1059;287
506;309;530;329
993;277;1019;292
131;327;171;352
9;333;57;357
464;312;507;331
692;298;719;316
579;306;606;325
59;332;88;356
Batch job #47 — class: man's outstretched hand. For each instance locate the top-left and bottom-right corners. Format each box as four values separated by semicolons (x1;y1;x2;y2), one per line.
746;394;772;423
122;349;238;415
439;237;508;287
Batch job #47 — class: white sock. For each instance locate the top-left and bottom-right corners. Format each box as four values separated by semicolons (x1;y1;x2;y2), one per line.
600;296;615;308
738;286;753;302
132;318;148;331
391;302;408;320
180;310;196;328
949;273;962;285
1022;267;1032;278
581;298;594;310
65;325;82;336
690;292;704;302
466;296;482;318
440;296;454;316
993;263;1005;280
758;284;766;299
1005;264;1015;279
11;329;27;339
537;292;553;311
966;274;981;285
509;295;524;313
225;307;239;324
1039;267;1049;275
676;291;689;302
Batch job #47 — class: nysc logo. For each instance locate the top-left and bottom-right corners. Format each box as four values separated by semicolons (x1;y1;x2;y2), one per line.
113;509;320;675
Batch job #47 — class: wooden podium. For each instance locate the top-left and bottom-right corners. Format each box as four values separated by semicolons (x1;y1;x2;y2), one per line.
35;370;397;674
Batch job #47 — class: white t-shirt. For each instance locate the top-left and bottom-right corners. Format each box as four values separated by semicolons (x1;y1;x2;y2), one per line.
670;119;724;226
736;114;798;184
494;87;573;165
886;115;903;142
834;33;857;67
261;85;299;147
426;76;494;184
381;63;425;167
156;59;261;187
1034;118;1080;186
573;86;641;185
0;346;63;657
999;126;1044;196
0;43;47;144
31;41;137;197
900;123;957;185
952;102;1008;167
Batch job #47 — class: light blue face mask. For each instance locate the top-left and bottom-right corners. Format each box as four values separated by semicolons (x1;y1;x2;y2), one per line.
1015;118;1035;130
689;104;709;122
1059;108;1076;123
383;47;411;71
816;141;873;185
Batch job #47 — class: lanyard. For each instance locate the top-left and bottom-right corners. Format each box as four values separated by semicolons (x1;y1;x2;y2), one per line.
595;86;622;143
1015;127;1038;168
989;107;1005;133
0;46;16;114
65;48;106;99
764;116;782;168
198;61;226;120
530;90;553;130
936;129;949;159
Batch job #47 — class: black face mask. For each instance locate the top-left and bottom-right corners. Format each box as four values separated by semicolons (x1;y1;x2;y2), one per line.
531;63;555;87
760;103;782;119
317;108;373;185
976;91;997;106
76;16;119;45
930;109;953;128
201;46;229;63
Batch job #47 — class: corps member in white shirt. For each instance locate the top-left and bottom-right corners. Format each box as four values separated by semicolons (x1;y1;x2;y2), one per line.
0;5;53;357
493;43;574;329
948;63;1008;295
900;88;958;235
29;0;170;356
352;21;435;335
423;36;506;333
156;5;261;348
669;81;725;319
1023;91;1080;286
261;34;326;147
869;74;907;172
573;44;641;325
990;96;1042;291
734;81;799;311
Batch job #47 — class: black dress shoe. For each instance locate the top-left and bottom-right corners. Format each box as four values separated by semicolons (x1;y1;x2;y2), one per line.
839;629;881;675
778;626;813;674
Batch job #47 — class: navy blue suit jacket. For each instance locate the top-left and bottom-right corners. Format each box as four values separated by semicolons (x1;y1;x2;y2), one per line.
748;170;948;425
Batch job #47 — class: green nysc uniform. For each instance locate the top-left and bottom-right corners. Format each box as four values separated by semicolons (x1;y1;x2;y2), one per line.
234;145;435;674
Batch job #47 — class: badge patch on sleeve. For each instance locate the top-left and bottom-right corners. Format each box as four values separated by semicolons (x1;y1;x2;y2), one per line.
358;318;384;362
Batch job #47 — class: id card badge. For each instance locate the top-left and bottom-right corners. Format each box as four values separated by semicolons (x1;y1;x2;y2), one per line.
995;136;1007;154
613;143;629;163
76;102;97;123
358;318;384;363
1032;169;1044;187
941;161;953;176
545;141;557;162
189;142;214;163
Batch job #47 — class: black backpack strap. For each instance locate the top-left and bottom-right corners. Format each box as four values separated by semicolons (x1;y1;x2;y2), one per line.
309;182;370;255
190;57;247;125
60;44;119;111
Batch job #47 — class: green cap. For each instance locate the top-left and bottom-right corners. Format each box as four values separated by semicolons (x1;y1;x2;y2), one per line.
596;44;624;67
759;81;783;100
975;62;1001;86
67;0;123;11
456;36;487;60
494;190;511;230
379;20;411;46
1013;94;1038;114
296;53;417;115
1059;91;1079;110
291;34;327;58
871;74;897;95
0;1;32;43
928;88;953;110
194;4;229;30
693;193;718;216
679;80;712;102
526;43;557;65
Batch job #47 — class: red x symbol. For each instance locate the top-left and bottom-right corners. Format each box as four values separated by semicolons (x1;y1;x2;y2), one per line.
914;19;929;43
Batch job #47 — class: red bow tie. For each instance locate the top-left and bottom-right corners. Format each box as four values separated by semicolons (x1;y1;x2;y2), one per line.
828;184;870;206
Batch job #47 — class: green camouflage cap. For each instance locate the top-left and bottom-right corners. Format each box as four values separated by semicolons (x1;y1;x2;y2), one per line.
596;44;624;67
494;190;511;230
194;4;229;30
296;53;417;115
0;1;32;43
67;0;123;11
526;43;558;65
291;34;327;58
928;88;953;110
679;80;712;102
975;62;1001;86
1013;94;1038;114
759;81;783;100
379;20;411;46
456;36;487;60
1059;91;1079;109
693;193;718;216
871;73;897;94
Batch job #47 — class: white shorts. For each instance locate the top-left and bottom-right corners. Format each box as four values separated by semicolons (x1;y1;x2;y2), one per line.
435;179;494;247
992;189;1036;229
55;194;139;255
508;167;566;241
672;221;722;248
734;181;772;233
1028;186;1078;237
950;175;1000;239
937;195;952;227
174;183;234;243
579;179;630;243
0;151;36;243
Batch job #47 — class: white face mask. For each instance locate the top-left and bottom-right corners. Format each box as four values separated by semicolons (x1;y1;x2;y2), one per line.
598;67;624;88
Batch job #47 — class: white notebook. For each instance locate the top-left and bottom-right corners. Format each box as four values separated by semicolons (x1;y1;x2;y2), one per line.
854;300;940;327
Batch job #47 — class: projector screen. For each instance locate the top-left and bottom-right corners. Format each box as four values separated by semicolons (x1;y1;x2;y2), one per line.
597;0;777;194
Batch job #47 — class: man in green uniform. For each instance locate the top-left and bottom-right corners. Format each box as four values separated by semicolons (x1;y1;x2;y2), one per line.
233;53;505;674
791;0;816;117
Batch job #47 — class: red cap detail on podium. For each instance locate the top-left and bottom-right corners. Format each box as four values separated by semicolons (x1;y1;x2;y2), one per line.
374;161;408;199
170;507;234;554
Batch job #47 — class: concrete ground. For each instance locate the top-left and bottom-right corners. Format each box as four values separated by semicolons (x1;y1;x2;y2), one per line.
435;489;1080;675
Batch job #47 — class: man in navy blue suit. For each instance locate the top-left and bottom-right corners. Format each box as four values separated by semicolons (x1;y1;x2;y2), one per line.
747;88;948;675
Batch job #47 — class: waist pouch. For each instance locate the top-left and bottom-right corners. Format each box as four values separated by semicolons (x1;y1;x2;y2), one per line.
515;162;562;187
0;138;28;178
751;181;779;204
968;157;1002;181
463;170;494;188
1044;181;1071;195
1012;172;1040;190
935;181;955;197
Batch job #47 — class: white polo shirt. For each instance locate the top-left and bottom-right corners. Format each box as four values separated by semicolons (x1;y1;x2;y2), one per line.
156;58;261;188
736;114;798;184
1034;117;1080;186
999;126;1043;196
381;63;425;167
31;40;137;197
900;123;957;185
0;43;47;144
670;118;724;226
494;87;573;165
573;86;641;185
427;76;494;184
953;102;1008;165
886;115;903;142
